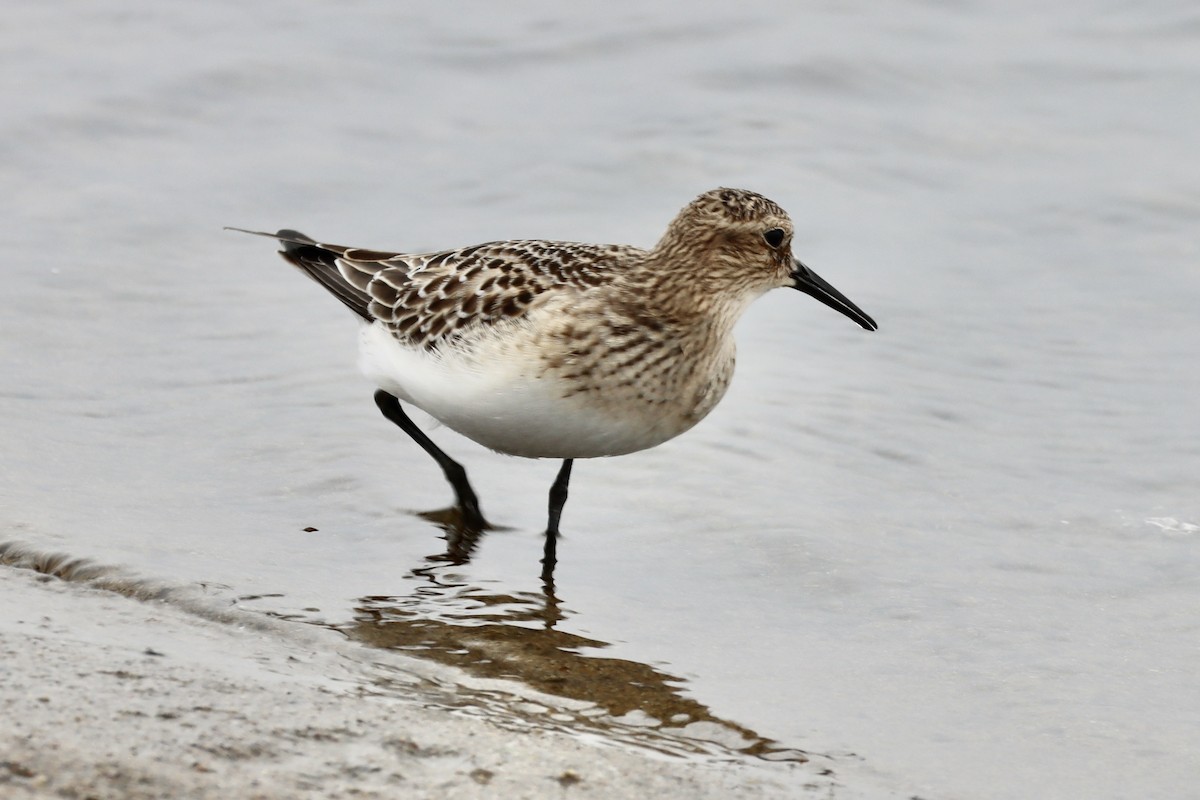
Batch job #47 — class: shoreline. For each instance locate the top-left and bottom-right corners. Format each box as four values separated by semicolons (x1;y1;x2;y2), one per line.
0;552;870;799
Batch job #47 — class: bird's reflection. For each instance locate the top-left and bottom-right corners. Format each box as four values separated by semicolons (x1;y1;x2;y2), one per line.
416;503;568;588
339;560;808;763
414;505;491;566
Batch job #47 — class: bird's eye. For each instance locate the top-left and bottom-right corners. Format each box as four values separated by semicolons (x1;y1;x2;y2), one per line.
763;228;786;248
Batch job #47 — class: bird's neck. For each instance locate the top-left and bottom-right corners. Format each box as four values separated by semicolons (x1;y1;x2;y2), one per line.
619;247;764;339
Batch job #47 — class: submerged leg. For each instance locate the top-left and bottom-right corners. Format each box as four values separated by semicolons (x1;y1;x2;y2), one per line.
373;390;487;531
541;458;574;580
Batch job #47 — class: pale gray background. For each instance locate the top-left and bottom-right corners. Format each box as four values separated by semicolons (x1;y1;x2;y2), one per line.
3;2;1198;798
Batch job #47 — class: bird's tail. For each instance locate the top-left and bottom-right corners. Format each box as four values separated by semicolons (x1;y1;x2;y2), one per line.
226;227;373;320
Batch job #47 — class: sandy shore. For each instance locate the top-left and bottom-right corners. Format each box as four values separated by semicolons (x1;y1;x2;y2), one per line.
0;558;868;799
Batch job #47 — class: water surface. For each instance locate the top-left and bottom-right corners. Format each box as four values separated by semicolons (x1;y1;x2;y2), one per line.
3;2;1199;798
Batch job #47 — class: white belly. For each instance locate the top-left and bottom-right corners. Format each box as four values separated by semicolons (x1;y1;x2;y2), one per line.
356;321;680;459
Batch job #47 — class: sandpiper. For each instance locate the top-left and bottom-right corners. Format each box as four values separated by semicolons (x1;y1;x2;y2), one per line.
230;188;876;577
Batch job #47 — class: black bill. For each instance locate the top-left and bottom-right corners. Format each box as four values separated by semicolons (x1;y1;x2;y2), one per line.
791;260;878;331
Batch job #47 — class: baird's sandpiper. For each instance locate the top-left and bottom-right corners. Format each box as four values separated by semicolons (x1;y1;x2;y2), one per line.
230;188;877;578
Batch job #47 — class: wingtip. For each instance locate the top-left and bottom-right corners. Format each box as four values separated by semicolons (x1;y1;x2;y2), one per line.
224;226;275;238
224;227;318;252
275;229;318;253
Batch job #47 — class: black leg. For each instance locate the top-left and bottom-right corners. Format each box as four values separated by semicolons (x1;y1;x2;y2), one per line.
373;390;487;532
541;458;573;581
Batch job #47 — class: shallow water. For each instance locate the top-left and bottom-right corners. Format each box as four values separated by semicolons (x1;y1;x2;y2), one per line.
4;2;1200;798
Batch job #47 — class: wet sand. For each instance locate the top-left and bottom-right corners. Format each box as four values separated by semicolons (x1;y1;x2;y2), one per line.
0;560;861;799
